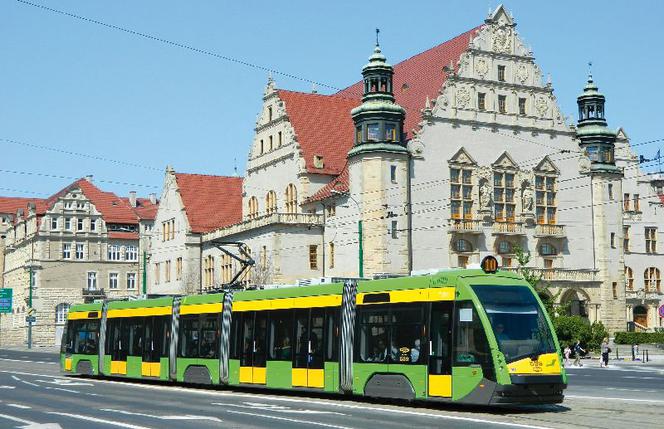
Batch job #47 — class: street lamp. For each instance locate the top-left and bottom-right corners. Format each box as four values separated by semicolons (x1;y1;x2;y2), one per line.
330;189;363;278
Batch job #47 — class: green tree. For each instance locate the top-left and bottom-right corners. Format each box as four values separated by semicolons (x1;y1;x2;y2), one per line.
513;244;559;316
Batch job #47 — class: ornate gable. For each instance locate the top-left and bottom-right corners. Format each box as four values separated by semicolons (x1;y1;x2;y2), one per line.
449;147;478;166
492;151;519;170
534;156;560;174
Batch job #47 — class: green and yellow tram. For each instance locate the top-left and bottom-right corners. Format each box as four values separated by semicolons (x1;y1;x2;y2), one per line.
61;259;567;405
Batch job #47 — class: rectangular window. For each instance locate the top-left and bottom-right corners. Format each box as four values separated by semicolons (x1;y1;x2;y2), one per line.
165;260;171;282
608;184;614;200
493;171;516;222
62;243;71;259
391;220;398;239
64;217;72;230
610;232;615;248
309;245;318;270
535;174;557;224
76;243;84;260
51;217;58;230
646;227;657;253
107;245;121;261
498;95;507;113
126;273;136;290
390;165;397;183
458;255;469;268
498;65;506;82
87;272;97;290
633;194;640;211
367;123;380;141
176;257;183;281
543;258;554;269
385;124;396;141
126;245;138;262
477;92;486;111
154;263;160;285
624;193;630;211
518;97;526;115
109;273;118;289
90;219;96;231
204;256;215;287
269;135;273;151
356;127;362;143
612;282;618;299
278;131;282;147
623;226;630;252
329;242;335;269
77;218;84;231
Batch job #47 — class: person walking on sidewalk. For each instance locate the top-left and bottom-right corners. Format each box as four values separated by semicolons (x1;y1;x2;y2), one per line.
573;340;585;367
600;338;611;367
563;345;571;367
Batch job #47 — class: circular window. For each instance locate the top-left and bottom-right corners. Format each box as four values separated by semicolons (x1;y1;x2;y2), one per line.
497;241;512;254
454;239;473;253
540;243;557;256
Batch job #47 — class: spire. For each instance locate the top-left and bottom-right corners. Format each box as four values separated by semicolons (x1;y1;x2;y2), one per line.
375;28;380;47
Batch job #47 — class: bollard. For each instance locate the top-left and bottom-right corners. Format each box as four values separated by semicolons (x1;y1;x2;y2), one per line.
615;347;619;360
632;345;636;361
646;349;649;363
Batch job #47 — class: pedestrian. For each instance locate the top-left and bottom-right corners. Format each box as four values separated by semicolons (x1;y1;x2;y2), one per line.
573;340;585;367
563;345;571;367
600;337;610;368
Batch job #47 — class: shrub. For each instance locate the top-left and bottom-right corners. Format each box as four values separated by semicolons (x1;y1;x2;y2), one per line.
614;332;664;344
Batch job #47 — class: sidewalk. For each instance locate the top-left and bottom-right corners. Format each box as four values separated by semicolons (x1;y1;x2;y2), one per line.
0;345;60;353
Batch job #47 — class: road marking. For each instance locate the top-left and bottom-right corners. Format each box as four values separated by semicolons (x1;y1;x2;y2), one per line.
0;412;39;425
44;386;80;394
6;403;31;409
36;378;93;387
0;385;15;389
606;387;657;393
0;358;57;365
100;409;223;423
225;409;352;429
21;424;64;428
47;412;153;429
11;375;39;387
215;401;345;415
566;395;664;404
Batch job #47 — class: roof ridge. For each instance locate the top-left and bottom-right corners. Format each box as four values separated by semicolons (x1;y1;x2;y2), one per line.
277;89;360;101
393;25;482;69
175;172;243;179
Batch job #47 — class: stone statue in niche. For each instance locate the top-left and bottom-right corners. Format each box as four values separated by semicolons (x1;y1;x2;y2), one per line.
522;185;533;212
480;178;492;210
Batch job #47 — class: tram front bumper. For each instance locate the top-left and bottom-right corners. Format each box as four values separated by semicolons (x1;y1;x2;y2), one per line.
490;374;566;405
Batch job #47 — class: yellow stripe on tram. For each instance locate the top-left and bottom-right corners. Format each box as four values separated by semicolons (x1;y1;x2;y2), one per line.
106;307;172;318
67;311;99;320
232;295;342;312
180;303;222;315
357;287;455;305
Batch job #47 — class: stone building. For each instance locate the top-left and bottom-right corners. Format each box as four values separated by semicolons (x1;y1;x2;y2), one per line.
152;5;663;333
0;177;157;347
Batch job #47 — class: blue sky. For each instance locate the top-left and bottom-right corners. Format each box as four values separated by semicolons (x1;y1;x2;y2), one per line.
1;0;662;198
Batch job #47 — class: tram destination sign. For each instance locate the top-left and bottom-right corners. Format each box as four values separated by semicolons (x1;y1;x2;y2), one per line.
0;289;12;314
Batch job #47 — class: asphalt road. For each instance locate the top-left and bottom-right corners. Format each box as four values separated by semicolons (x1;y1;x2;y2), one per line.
0;349;662;429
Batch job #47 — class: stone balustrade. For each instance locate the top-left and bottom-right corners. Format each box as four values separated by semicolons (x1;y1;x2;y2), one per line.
534;224;566;238
492;222;525;235
502;267;598;282
448;219;483;233
204;212;324;241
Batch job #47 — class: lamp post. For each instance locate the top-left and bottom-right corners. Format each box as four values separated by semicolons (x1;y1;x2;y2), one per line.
331;190;363;278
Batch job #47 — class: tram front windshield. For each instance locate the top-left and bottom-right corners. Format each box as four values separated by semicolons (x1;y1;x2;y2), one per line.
471;285;556;362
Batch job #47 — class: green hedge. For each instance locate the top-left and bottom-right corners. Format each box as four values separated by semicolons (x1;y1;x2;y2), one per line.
553;316;607;351
614;332;664;344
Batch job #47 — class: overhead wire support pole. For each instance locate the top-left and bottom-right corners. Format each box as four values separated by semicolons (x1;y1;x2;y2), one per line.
210;241;255;290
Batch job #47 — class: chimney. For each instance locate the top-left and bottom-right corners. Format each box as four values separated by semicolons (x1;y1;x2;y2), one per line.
129;191;137;208
85;175;94;182
27;202;36;215
149;193;157;204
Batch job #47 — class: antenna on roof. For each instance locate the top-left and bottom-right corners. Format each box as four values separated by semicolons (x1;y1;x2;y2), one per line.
375;28;380;47
587;61;593;81
233;158;239;177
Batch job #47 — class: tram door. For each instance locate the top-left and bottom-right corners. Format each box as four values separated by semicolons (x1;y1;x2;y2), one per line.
293;308;325;388
107;318;128;375
141;317;165;377
239;311;267;384
428;302;453;397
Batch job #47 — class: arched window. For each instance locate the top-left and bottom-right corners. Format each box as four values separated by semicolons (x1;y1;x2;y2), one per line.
55;303;70;324
644;267;660;293
453;239;473;253
248;197;259;219
625;266;634;291
265;191;277;215
539;243;557;256
285;184;298;214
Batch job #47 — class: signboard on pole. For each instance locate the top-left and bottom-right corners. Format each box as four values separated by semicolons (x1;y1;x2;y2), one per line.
0;289;12;314
659;304;664;318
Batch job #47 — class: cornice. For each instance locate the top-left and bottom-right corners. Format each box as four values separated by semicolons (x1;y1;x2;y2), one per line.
247;148;295;174
254;116;289;133
450;76;552;95
429;115;576;137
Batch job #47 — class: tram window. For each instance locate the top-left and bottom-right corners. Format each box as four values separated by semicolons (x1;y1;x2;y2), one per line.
240;315;254;366
179;315;200;358
106;319;122;356
325;308;340;361
68;320;99;355
454;301;494;380
254;313;268;367
157;316;171;357
390;305;424;364
429;302;453;375
357;305;389;363
200;315;220;359
230;312;242;360
127;318;144;357
269;310;293;361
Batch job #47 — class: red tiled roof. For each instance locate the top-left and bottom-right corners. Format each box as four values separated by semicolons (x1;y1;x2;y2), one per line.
277;90;358;176
306;166;349;203
337;26;480;140
122;197;159;221
175;173;243;233
108;231;139;240
0;197;44;217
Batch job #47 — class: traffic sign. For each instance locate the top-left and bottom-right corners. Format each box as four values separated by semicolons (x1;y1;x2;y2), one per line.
27;307;36;316
0;289;12;314
25;316;36;323
659;304;664;318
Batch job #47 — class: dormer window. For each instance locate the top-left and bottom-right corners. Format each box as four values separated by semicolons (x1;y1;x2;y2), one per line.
314;155;324;169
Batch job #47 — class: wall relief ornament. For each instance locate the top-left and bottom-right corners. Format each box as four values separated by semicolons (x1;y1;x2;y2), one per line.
480;179;492;210
535;97;548;117
492;26;512;54
456;87;471;108
516;64;529;84
475;59;489;78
